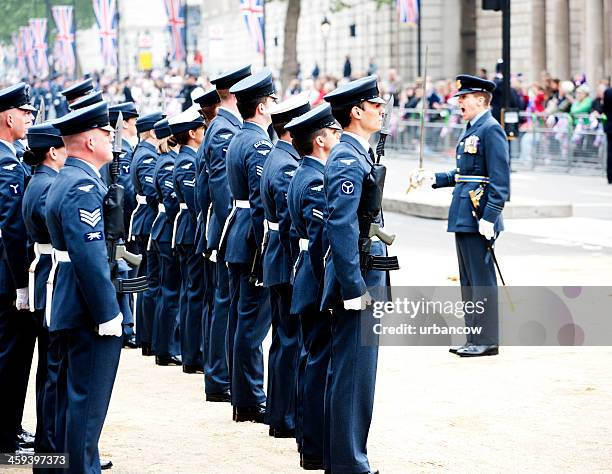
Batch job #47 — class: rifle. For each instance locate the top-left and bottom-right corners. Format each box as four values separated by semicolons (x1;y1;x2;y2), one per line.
103;112;147;293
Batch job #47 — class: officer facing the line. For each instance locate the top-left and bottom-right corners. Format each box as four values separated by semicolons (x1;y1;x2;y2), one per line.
0;82;36;454
321;76;391;474
412;74;510;357
285;103;341;470
46;101;123;472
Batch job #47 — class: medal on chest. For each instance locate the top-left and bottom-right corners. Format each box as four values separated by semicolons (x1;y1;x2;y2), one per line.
464;135;479;154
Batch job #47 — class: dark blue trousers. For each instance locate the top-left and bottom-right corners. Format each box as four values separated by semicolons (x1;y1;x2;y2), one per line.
324;305;379;473
298;308;331;462
265;284;300;431
455;232;499;345
227;262;270;407
152;242;181;358
135;236;158;346
204;259;229;394
42;331;63;455
32;310;51;454
200;258;214;369
0;296;36;451
54;327;121;474
176;246;203;366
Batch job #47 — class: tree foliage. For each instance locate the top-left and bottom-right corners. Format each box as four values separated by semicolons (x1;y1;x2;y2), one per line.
0;0;95;44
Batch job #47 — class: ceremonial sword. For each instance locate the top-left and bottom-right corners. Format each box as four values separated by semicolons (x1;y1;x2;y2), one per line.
406;45;429;193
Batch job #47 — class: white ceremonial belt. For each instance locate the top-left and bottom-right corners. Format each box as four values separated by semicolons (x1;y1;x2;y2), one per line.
266;220;279;231
179;203;188;210
135;194;147;204
45;249;71;326
299;238;309;251
28;243;53;313
158;203;166;213
235;200;250;209
370;235;381;242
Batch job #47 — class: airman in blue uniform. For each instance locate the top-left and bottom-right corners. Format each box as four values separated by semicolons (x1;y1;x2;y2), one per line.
169;107;207;371
129;112;165;357
285;103;341;470
149;118;181;367
321;76;390;474
413;74;510;357
260;93;311;438
45;101;123;473
0;83;37;454
192;88;220;380
21;123;68;455
200;65;250;403
60;77;94;108
223;70;276;422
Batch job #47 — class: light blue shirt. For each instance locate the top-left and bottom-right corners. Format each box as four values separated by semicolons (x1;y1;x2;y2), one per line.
469;109;489;128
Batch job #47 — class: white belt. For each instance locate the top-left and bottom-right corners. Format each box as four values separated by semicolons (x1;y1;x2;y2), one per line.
45;249;71;326
0;229;2;238
136;194;147;205
205;203;213;247
299;238;309;251
128;195;146;241
28;243;53;312
235;200;250;209
371;235;380;242
158;203;166;213
179;202;188;210
266;220;279;231
148;204;166;250
171;204;187;248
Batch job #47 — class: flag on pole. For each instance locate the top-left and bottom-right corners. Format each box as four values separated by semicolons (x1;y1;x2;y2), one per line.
52;5;76;76
92;0;118;69
20;27;36;75
12;32;28;78
240;0;265;55
163;0;186;62
29;19;50;78
398;0;419;24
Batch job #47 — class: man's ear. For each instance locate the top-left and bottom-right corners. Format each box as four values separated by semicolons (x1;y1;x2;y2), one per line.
314;133;325;148
351;105;362;121
85;135;96;152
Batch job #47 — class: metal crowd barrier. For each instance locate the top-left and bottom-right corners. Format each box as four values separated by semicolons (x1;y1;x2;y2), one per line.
386;108;608;174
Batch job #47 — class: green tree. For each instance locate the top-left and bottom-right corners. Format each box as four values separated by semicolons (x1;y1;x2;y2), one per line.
0;0;95;44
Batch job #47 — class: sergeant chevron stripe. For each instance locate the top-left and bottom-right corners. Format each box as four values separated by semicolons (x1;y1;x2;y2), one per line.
79;207;102;228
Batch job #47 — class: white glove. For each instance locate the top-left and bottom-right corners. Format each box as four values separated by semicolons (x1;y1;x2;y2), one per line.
409;169;435;189
479;219;496;240
343;291;373;311
97;313;123;337
16;287;29;311
209;250;217;263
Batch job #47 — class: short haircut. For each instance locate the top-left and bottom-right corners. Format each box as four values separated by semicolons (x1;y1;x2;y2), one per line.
473;91;493;106
173;130;191;146
237;96;267;120
331;102;364;128
292;128;327;157
272;120;290;138
217;89;231;101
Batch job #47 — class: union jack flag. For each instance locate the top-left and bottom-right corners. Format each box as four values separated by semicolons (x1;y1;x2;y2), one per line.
398;0;419;24
29;18;50;78
93;0;118;69
12;32;28;78
52;5;76;76
164;0;186;62
240;0;265;55
20;26;36;74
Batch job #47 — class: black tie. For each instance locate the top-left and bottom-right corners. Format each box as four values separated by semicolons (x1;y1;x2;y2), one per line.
466;121;472;131
368;148;376;164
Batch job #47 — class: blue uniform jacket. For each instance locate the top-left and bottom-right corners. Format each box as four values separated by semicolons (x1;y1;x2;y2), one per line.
203;108;242;252
223;121;273;264
260;140;299;286
150;150;178;244
321;134;386;309
194;138;212;254
434;110;510;233
129;141;158;238
45;157;120;331
0;141;29;295
287;156;327;314
22;164;57;311
172;145;198;247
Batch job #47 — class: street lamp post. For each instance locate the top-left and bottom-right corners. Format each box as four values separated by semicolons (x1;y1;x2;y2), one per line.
321;16;331;74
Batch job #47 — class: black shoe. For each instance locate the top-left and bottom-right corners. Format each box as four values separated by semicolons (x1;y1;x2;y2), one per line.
300;454;323;470
141;343;154;356
122;336;139;349
271;427;295;439
206;390;231;403
100;458;113;470
233;403;266;423
182;363;204;374
449;343;471;354
14;447;34;455
457;344;499;357
17;429;34;448
155;355;182;366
